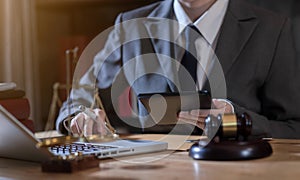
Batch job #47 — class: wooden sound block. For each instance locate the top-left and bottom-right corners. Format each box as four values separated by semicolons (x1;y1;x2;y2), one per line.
189;140;273;160
41;155;100;173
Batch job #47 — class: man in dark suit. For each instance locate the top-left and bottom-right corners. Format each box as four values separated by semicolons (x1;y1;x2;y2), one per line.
57;0;300;139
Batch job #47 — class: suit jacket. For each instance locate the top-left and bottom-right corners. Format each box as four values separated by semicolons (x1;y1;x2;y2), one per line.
57;0;300;138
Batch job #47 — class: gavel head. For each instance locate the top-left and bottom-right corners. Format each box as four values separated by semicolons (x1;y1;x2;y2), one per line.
190;113;272;160
204;113;252;142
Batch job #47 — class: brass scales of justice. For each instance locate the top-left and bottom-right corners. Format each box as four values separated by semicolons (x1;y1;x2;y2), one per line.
37;47;120;173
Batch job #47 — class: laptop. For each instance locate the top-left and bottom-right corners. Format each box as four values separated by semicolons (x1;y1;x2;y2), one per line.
0;105;168;162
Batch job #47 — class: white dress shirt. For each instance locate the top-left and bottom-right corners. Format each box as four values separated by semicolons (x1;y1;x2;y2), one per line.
174;0;229;90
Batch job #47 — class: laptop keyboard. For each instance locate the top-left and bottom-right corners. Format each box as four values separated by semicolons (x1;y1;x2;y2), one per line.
49;143;118;156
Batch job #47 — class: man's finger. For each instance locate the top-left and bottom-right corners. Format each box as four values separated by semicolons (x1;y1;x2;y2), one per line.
200;109;226;116
83;116;94;137
70;113;85;135
93;109;108;135
212;99;234;114
178;111;206;121
178;116;205;129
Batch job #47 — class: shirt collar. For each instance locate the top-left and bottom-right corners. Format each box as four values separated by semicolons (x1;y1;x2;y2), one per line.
173;0;229;45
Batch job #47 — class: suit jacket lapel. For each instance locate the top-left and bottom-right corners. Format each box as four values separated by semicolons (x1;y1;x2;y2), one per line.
142;0;181;92
141;0;259;92
215;0;258;75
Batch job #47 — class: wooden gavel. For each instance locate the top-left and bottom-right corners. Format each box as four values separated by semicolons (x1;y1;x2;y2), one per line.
204;113;252;142
189;113;273;160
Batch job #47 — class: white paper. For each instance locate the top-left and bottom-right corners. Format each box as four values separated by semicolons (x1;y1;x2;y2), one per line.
0;82;17;91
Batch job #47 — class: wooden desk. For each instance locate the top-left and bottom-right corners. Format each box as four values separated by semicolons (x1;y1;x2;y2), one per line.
0;138;299;180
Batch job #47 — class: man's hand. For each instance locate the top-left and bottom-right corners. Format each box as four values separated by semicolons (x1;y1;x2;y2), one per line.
177;99;234;129
69;108;108;137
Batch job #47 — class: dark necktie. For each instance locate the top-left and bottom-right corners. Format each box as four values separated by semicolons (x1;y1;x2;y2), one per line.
178;24;201;91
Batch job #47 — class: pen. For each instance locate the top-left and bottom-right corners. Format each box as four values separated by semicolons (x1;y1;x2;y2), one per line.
78;105;97;121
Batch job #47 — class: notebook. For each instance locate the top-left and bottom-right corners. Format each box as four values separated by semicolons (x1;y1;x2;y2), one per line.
0;105;168;162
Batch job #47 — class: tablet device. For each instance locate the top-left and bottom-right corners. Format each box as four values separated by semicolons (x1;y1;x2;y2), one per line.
138;91;212;125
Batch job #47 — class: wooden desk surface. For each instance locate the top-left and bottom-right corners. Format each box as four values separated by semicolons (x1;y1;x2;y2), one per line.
0;138;300;180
